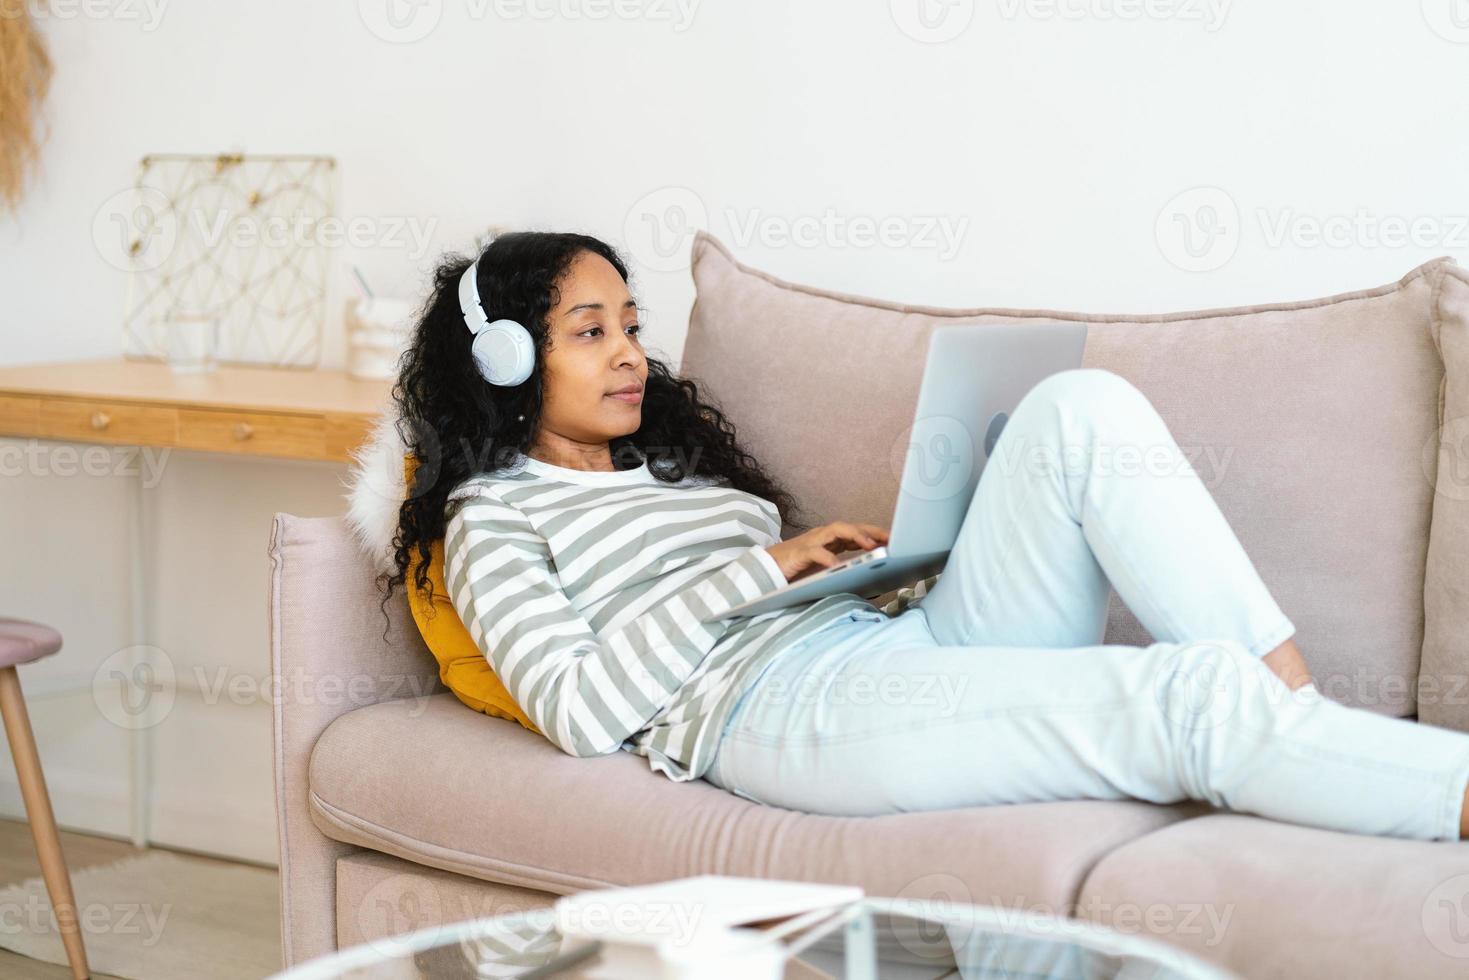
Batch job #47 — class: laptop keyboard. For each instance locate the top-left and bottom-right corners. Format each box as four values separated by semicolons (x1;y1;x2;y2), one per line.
808;550;877;579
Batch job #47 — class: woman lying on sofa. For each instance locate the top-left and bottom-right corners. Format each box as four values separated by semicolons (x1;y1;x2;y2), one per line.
376;229;1469;844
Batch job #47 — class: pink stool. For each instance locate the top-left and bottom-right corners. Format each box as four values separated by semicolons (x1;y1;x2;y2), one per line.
0;618;91;980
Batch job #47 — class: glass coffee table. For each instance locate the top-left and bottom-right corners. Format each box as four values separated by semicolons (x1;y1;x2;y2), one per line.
273;895;1240;980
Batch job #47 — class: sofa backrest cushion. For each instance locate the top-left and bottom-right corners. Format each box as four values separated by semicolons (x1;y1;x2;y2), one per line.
1422;265;1469;732
682;230;1456;723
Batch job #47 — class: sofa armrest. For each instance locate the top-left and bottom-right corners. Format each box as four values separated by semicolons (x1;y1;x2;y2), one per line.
267;513;444;966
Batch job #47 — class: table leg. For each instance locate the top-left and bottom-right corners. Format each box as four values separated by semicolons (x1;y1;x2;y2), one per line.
843;907;876;980
127;458;153;849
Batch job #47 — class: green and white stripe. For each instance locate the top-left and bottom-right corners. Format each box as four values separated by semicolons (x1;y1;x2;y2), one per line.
443;450;890;781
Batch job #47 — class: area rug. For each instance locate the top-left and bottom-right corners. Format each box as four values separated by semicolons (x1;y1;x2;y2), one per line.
0;848;279;979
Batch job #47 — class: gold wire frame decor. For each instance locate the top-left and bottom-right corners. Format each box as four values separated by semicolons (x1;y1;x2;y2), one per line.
120;153;338;368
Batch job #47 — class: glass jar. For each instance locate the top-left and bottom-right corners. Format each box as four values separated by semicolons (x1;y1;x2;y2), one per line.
163;311;219;373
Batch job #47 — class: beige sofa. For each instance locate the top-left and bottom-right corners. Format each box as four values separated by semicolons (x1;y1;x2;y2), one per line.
270;233;1469;977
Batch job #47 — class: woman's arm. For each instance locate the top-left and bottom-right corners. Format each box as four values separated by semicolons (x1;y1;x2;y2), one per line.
443;485;784;759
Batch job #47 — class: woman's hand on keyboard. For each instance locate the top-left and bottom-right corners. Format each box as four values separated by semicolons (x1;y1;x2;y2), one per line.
765;522;890;583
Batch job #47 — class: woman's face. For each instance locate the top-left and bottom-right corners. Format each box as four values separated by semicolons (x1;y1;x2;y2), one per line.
533;251;648;458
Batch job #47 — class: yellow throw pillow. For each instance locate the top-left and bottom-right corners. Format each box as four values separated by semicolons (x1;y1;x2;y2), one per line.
404;454;540;734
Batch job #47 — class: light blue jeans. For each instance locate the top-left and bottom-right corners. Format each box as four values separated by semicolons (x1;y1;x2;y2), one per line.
705;368;1469;842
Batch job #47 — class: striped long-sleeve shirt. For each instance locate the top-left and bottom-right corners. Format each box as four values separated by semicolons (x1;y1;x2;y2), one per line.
443;448;939;782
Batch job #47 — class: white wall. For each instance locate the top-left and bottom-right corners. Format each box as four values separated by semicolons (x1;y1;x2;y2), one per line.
2;0;1466;862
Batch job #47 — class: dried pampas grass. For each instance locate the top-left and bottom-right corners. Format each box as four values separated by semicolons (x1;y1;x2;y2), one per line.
0;0;53;212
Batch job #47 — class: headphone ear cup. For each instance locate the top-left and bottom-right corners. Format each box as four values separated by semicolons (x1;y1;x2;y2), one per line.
470;320;535;386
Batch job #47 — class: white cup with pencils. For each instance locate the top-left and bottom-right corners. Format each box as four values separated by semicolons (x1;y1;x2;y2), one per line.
344;267;414;380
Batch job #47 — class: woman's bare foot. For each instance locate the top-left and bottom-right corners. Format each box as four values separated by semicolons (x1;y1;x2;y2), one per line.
1261;637;1313;691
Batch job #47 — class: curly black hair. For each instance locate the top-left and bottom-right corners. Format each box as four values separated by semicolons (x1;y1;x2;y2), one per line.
377;230;809;626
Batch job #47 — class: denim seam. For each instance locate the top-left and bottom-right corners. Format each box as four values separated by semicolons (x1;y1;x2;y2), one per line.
954;477;1040;648
1080;486;1193;644
728;685;1462;788
721;694;1465;838
719;695;1140;748
1210;708;1468;839
1220;705;1469;789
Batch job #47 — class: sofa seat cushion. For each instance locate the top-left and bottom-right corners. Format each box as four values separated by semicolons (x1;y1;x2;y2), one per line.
1076;812;1469;979
308;692;1213;914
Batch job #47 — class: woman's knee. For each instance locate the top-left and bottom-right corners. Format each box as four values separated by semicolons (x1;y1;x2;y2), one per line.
1001;368;1167;480
1023;367;1148;416
1009;368;1160;451
1133;639;1275;807
1148;639;1279;736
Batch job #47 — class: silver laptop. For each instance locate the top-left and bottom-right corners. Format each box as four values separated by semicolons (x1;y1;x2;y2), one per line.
705;321;1088;622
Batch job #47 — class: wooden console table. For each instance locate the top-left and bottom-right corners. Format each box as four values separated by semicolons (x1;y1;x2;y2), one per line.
0;358;391;462
0;358;392;848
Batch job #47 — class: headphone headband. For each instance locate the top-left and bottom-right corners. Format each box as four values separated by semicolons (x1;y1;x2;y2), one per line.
458;259;491;335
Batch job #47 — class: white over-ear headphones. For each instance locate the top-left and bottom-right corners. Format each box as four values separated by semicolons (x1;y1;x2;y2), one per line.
458;256;535;386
